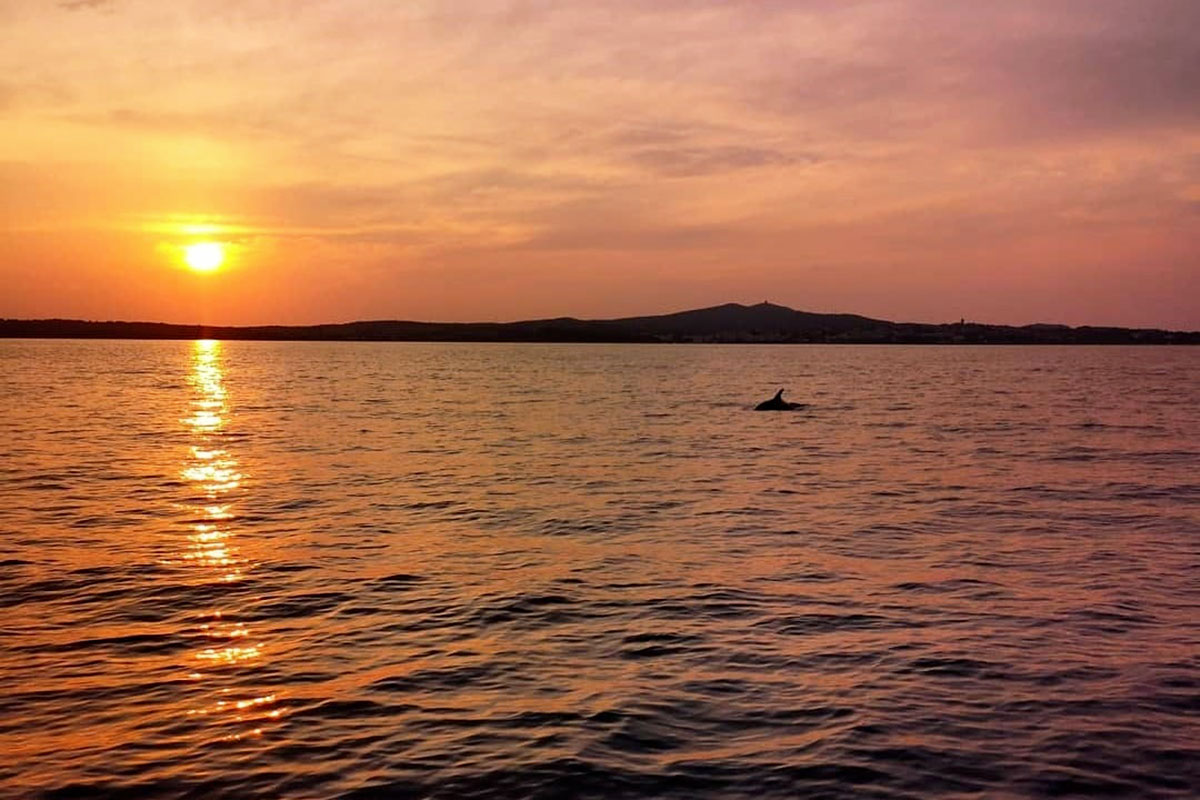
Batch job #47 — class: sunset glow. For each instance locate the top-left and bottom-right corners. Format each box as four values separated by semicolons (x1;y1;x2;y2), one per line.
4;4;1197;791
0;1;1196;328
184;243;225;273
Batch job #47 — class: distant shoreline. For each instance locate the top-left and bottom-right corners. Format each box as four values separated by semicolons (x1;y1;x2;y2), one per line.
2;302;1197;345
2;336;1197;347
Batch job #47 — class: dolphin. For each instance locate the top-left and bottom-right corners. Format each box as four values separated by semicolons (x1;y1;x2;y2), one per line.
755;388;804;411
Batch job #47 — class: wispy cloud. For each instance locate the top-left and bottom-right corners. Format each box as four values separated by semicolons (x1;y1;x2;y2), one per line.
59;0;113;10
1;0;1196;326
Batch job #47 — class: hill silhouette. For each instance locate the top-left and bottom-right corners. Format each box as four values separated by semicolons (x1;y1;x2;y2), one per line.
1;302;1196;344
615;302;882;337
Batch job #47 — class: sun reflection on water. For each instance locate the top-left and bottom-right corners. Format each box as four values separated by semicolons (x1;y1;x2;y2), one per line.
174;340;283;735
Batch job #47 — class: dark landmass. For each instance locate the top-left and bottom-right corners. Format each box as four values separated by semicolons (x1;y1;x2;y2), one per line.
2;302;1197;344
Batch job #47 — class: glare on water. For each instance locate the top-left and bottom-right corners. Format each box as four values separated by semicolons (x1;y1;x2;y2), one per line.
0;341;1197;799
173;341;278;739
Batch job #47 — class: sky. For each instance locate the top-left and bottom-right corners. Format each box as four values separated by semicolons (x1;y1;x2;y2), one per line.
1;0;1197;328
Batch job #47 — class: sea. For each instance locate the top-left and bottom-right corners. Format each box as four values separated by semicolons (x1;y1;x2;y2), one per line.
1;340;1197;799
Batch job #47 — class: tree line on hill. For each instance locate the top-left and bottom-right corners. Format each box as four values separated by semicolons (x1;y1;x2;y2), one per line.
2;302;1196;344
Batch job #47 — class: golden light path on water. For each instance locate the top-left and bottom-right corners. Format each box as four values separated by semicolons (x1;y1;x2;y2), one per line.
1;342;1198;798
173;340;281;740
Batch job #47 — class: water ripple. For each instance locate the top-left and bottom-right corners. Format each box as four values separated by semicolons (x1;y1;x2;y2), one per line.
1;341;1198;799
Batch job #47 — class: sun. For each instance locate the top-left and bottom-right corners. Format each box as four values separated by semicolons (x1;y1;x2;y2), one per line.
184;242;225;272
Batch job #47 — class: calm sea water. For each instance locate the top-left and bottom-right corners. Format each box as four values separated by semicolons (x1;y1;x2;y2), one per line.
1;340;1197;799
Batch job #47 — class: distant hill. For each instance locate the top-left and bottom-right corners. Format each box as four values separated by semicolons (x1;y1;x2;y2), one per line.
614;302;884;337
1;302;1196;344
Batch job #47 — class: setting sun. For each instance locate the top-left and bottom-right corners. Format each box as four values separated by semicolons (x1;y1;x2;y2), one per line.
184;242;225;273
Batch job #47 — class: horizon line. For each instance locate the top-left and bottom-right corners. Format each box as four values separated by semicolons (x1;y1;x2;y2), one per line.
2;300;1197;336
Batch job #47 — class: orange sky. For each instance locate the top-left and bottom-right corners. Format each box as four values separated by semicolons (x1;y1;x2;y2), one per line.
2;1;1197;328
